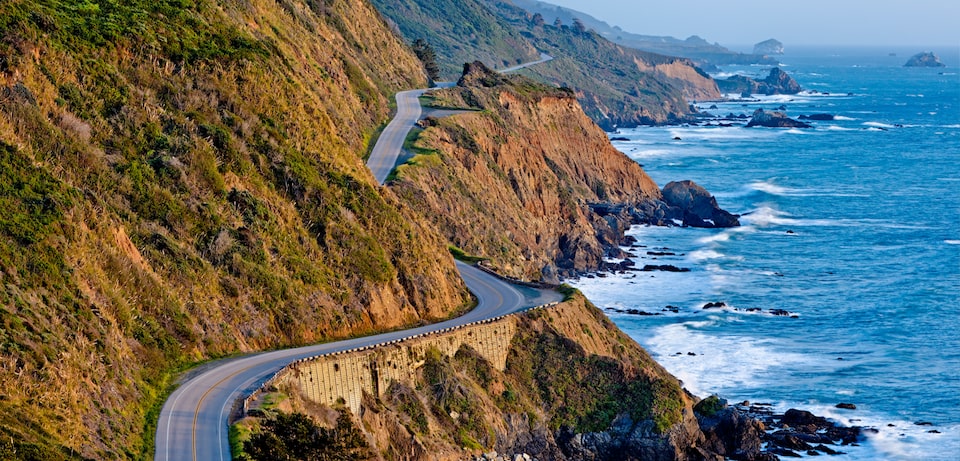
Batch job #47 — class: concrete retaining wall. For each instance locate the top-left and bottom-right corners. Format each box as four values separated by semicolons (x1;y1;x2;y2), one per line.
243;302;559;416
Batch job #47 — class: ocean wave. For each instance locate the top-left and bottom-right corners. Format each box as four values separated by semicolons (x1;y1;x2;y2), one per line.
826;125;855;131
833;115;856;121
944;124;960;129
863;121;897;129
687;249;728;262
746;180;869;198
946;240;960;245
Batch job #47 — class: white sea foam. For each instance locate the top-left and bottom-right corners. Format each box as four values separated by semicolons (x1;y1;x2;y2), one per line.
826;125;855;131
687;249;727;262
945;240;960;245
746;180;868;198
833;115;856;121
863;121;896;129
642;323;811;395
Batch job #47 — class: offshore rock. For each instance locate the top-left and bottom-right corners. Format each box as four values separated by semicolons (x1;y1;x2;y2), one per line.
746;109;812;128
662;180;740;228
904;52;945;67
718;68;801;95
754;39;785;55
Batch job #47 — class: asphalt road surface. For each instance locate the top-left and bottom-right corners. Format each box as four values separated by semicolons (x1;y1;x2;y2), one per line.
367;88;428;184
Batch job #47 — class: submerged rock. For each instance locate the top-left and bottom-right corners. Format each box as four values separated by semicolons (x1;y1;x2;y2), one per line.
746;109;812;128
798;113;835;121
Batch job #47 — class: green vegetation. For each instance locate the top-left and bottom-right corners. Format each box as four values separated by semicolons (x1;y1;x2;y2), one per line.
506;310;684;434
694;395;727;418
370;0;541;79
422;347;492;449
388;382;429;434
448;245;487;264
242;411;371;461
373;0;709;128
412;38;440;82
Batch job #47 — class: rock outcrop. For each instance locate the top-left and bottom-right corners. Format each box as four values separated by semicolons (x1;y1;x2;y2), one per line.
746;109;812;128
662;180;741;228
754;38;784;55
904;52;946;67
717;68;802;95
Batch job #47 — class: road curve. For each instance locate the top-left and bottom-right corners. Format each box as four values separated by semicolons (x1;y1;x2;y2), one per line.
154;262;559;461
156;54;559;461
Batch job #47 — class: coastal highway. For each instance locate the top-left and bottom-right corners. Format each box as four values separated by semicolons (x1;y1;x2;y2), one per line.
155;59;561;460
367;87;428;184
367;53;551;184
154;262;560;461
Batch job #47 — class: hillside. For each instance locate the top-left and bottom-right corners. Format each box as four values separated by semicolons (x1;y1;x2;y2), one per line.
372;0;720;129
509;0;778;67
0;0;471;457
486;0;719;128
371;0;541;79
389;64;664;281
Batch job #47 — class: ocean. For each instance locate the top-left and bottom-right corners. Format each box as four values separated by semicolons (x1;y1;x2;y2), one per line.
571;46;960;460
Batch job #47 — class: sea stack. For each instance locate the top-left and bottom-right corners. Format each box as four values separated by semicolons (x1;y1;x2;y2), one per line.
754;38;784;55
904;52;946;67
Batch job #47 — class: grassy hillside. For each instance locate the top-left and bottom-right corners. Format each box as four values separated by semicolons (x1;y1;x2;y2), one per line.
370;0;541;79
0;0;470;457
510;0;778;67
485;0;719;128
372;0;719;129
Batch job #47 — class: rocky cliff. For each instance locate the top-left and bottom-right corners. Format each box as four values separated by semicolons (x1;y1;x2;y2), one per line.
390;63;657;281
0;0;469;457
390;63;735;282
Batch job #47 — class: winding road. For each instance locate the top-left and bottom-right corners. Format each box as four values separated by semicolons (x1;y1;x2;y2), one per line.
155;55;559;460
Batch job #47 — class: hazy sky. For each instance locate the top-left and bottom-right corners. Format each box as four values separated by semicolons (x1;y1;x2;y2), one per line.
541;0;960;48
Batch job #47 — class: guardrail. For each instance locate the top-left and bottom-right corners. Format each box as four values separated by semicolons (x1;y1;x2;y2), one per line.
236;300;562;421
474;261;560;289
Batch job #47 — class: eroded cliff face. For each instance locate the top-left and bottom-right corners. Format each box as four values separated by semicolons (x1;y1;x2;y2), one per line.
634;58;721;102
0;0;468;457
390;64;664;280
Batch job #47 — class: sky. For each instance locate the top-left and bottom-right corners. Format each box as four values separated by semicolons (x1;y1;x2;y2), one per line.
541;0;960;49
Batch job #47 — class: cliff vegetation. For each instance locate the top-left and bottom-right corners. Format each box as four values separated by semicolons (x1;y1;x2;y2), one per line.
0;0;470;457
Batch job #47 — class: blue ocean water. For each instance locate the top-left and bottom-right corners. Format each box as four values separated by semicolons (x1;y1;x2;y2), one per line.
572;46;960;460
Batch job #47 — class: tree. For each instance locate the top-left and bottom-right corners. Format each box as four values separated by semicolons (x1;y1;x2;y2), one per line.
412;38;440;83
531;13;545;27
572;17;586;34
